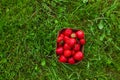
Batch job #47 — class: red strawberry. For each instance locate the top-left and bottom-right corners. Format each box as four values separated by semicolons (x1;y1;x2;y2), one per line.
63;43;71;50
64;36;70;43
68;57;75;64
64;50;72;57
57;34;64;43
76;30;84;39
74;44;80;51
80;39;85;45
56;47;63;55
59;34;64;37
73;51;84;61
64;28;72;37
67;38;76;47
59;55;67;63
57;36;63;43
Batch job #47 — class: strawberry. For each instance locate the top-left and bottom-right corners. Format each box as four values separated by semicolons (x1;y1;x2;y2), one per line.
63;43;71;50
57;34;64;43
59;55;67;63
80;39;85;45
68;57;75;64
64;50;72;57
67;38;76;47
73;51;84;61
64;28;72;37
56;47;63;55
74;44;80;51
64;36;70;43
76;30;84;39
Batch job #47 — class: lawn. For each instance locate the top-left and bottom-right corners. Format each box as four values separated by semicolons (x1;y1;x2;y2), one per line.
0;0;120;80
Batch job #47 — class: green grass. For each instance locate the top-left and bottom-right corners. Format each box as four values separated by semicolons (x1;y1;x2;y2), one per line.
0;0;120;80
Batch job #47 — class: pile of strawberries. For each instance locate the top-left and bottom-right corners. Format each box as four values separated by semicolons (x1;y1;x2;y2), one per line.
56;28;86;64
